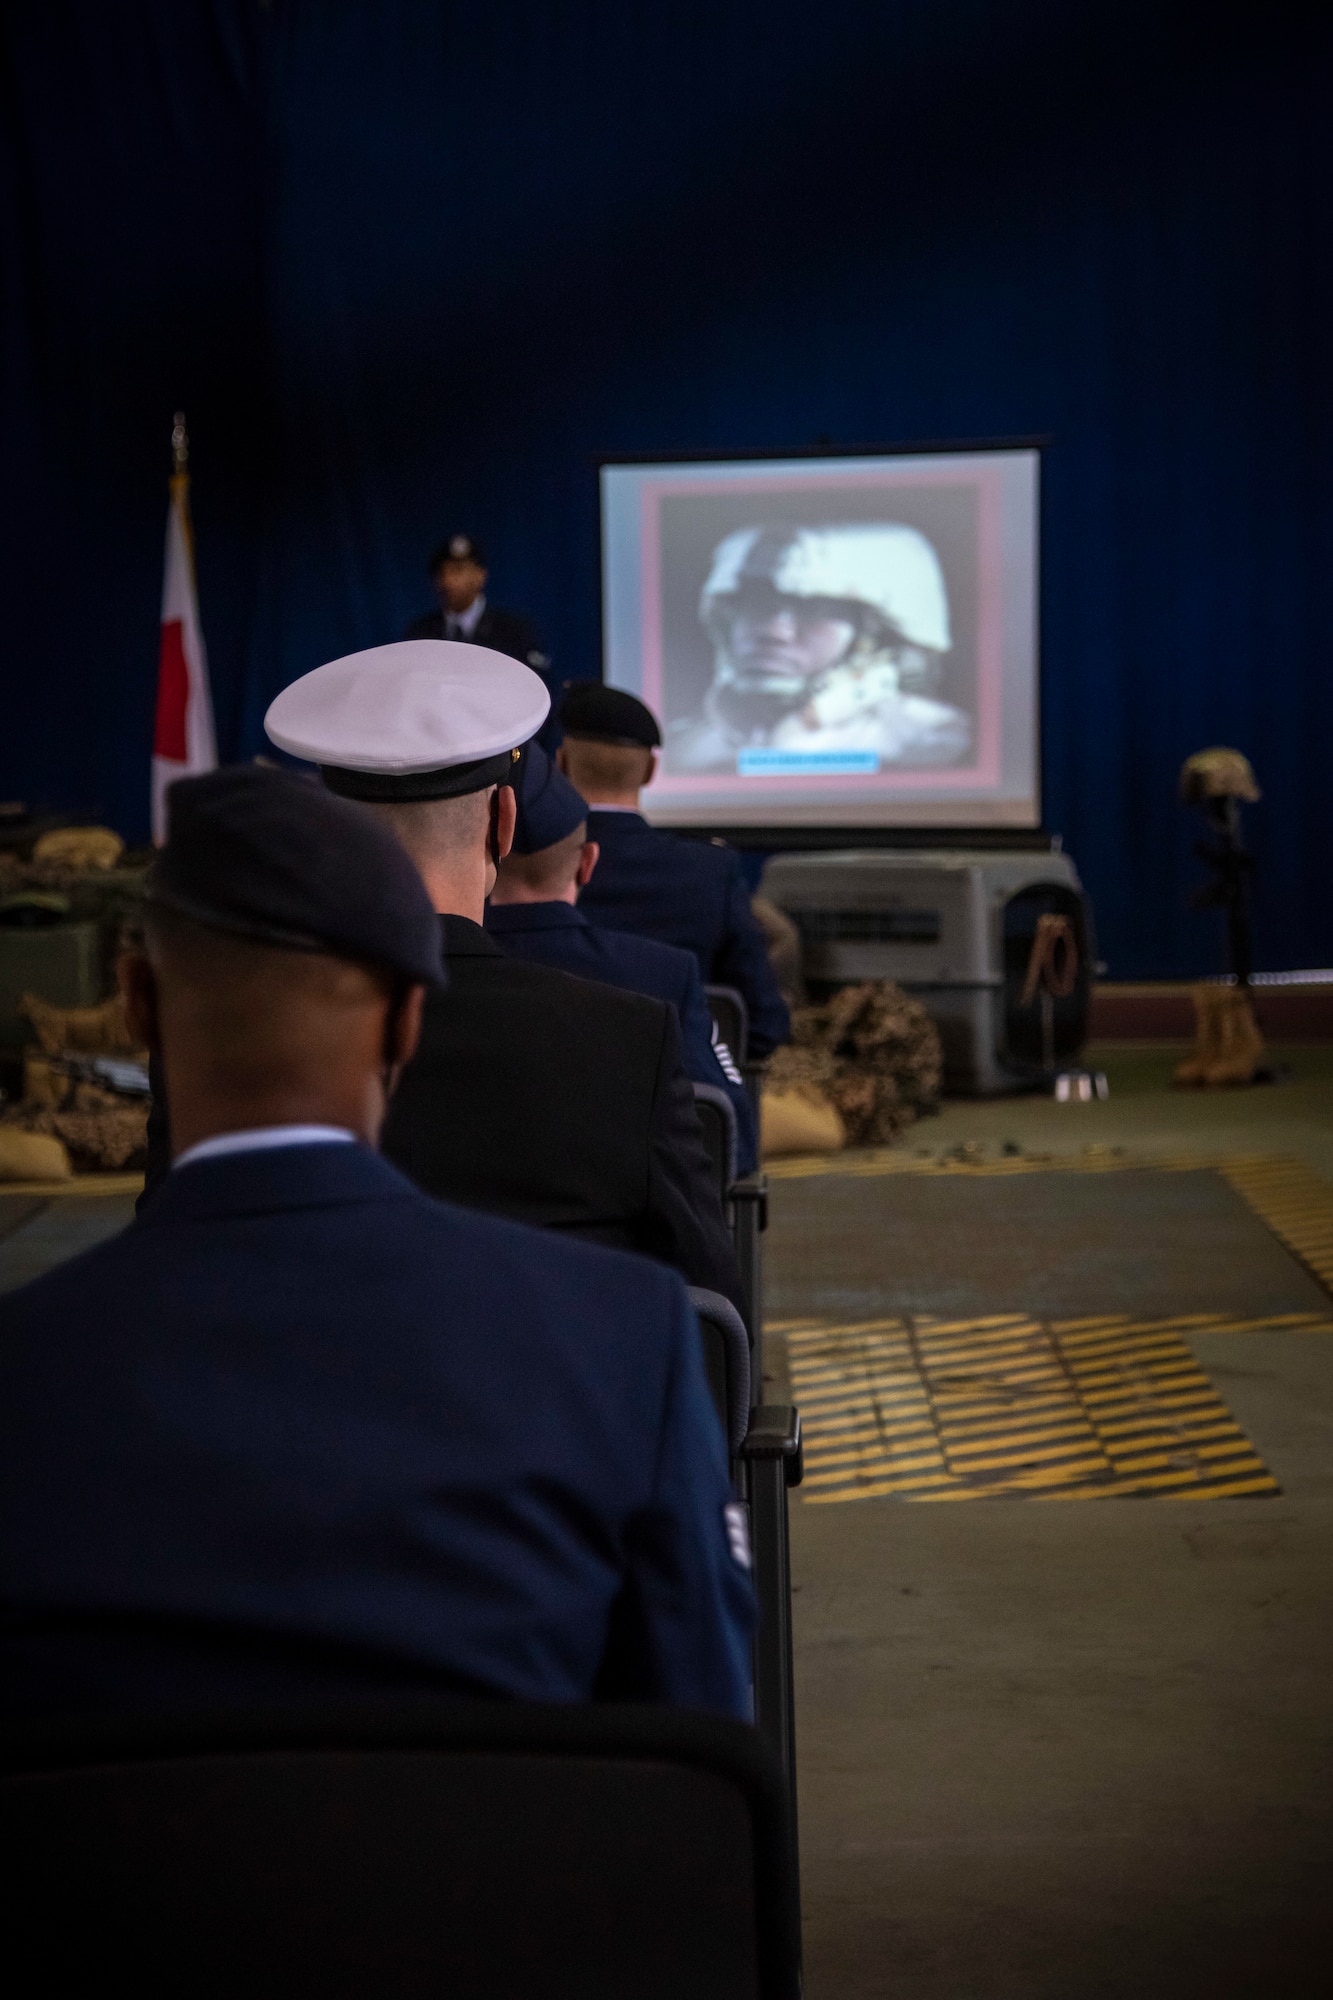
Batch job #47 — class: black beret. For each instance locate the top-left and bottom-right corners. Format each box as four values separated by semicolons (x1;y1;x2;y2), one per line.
510;745;588;855
429;532;486;572
559;682;661;749
147;765;446;988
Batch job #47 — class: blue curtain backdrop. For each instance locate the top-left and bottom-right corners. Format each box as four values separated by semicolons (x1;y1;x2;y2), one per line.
2;0;1330;977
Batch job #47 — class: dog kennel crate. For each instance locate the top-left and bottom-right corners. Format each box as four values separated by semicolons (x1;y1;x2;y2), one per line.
759;848;1093;1095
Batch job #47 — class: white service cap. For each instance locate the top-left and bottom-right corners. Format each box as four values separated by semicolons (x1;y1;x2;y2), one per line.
264;640;551;802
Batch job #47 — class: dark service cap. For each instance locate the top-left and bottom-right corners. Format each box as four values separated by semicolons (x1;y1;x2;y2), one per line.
147;765;446;988
559;682;662;749
430;532;486;572
510;745;588;856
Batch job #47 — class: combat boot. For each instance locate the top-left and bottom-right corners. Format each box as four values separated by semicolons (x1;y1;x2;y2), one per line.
1203;987;1266;1086
1174;984;1221;1086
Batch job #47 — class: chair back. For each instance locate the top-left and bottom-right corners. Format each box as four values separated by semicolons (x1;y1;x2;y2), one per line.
704;984;750;1066
693;1082;739;1196
689;1287;752;1453
1;1702;800;1999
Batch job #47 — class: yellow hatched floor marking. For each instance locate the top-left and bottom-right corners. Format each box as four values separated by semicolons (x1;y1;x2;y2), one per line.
784;1310;1289;1504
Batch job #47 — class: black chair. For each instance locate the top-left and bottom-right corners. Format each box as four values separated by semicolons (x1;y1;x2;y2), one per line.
1;1701;801;1999
693;1083;768;1362
689;1289;803;1813
689;1284;751;1454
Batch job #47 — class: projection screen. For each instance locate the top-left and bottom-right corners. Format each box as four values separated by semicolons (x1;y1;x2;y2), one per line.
599;446;1040;827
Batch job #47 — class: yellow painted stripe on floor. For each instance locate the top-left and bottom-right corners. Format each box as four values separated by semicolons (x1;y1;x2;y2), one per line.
788;1311;1280;1504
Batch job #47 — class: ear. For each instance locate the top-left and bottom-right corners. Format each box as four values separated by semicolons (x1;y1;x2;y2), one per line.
118;950;161;1053
390;984;426;1072
575;840;600;889
554;744;570;775
496;783;517;861
645;750;659;788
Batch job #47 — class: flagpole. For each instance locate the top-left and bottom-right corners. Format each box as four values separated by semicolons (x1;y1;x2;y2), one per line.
170;411;195;569
151;409;216;841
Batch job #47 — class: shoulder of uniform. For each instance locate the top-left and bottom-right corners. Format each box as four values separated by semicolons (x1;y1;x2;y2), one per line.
513;952;667;1020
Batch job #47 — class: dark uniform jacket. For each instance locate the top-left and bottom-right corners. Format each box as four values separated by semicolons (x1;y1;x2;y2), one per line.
0;1143;754;1717
142;916;742;1311
404;602;540;663
379;915;744;1308
485;900;757;1174
577;811;791;1058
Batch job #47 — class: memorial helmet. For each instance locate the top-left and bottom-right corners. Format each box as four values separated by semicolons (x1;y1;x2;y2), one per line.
1178;747;1261;805
699;523;951;655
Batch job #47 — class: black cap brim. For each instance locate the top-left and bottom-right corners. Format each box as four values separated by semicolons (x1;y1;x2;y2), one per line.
320;749;520;802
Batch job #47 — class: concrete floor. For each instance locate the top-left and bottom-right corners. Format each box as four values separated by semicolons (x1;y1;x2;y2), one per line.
773;1046;1333;1998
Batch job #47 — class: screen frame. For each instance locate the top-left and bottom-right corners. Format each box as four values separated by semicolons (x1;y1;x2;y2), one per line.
595;435;1046;840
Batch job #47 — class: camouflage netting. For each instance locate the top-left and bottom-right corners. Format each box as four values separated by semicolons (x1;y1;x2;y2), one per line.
1;1084;147;1172
765;979;942;1146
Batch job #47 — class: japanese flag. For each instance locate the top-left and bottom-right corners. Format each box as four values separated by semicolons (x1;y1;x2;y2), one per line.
151;471;216;843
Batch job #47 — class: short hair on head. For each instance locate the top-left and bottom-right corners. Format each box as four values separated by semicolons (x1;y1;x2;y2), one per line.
560;737;653;794
496;822;587;898
360;789;491;867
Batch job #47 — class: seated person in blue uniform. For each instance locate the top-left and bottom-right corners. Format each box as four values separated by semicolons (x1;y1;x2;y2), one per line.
261;640;744;1312
0;766;755;1719
487;745;758;1175
556;684;791;1059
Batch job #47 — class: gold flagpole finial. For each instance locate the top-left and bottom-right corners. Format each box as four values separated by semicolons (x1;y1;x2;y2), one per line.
171;410;189;475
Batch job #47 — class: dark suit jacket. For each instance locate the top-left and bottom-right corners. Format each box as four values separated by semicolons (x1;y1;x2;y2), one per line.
379;916;743;1308
0;1143;754;1717
485;900;757;1173
577;811;791;1058
404;603;541;665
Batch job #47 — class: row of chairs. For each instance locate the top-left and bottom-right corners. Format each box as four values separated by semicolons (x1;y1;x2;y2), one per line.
695;986;802;1819
0;987;804;1995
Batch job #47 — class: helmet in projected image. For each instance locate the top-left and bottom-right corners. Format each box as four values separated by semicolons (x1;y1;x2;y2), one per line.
699;523;952;656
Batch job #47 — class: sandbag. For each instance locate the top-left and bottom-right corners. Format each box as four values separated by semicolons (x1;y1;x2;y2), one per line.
761;1083;846;1158
31;826;125;871
0;1126;72;1182
20;988;138;1055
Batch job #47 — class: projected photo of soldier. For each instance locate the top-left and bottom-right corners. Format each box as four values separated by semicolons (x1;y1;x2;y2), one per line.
666;523;972;774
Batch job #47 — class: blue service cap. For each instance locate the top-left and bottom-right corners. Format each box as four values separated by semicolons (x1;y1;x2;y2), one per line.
510;745;589;856
147;764;447;988
559;681;661;749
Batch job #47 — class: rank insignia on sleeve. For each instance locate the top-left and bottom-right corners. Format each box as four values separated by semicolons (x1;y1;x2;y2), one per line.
723;1500;752;1571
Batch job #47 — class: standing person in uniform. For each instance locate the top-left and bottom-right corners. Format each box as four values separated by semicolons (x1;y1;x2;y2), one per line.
0;766;753;1718
487;745;757;1174
557;683;791;1059
404;532;547;671
261;641;744;1310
